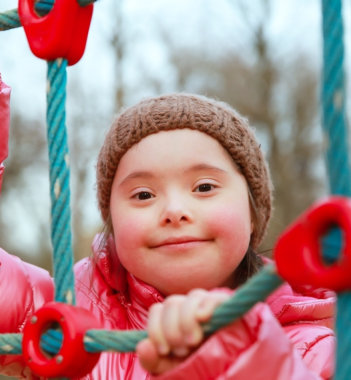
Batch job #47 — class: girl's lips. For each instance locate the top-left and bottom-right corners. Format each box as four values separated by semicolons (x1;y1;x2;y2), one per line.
151;237;211;249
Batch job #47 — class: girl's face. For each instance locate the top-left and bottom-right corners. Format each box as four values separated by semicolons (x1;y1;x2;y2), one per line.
110;129;253;295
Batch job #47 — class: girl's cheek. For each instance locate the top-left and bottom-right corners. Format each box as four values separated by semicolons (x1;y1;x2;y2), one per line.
113;213;149;250
207;205;250;232
206;206;251;249
114;218;143;270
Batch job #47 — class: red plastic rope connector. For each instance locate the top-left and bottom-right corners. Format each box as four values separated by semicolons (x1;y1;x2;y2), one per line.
22;302;101;378
274;196;351;292
18;0;93;65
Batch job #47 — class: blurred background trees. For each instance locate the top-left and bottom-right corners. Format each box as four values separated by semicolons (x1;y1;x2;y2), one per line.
0;0;335;271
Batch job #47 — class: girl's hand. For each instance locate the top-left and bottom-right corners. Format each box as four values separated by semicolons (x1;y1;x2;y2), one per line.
136;289;230;375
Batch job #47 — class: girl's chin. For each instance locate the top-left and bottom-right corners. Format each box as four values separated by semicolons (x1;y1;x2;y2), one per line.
153;279;218;296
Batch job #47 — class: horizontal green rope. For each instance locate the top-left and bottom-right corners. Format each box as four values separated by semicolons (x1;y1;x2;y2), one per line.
0;9;19;31
0;0;97;31
202;264;283;335
0;265;283;356
0;334;22;355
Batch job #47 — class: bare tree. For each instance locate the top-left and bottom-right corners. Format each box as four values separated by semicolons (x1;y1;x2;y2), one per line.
70;0;128;261
109;0;126;110
0;0;129;267
0;111;52;269
68;78;109;262
153;1;324;251
1;0;325;265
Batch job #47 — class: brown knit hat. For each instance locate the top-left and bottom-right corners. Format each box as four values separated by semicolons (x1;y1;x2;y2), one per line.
97;93;273;249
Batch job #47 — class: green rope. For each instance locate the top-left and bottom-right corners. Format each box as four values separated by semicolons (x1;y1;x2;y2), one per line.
0;0;97;31
335;293;351;380
0;9;19;31
46;59;75;305
0;265;283;355
0;334;22;355
203;264;282;335
321;1;351;379
321;0;351;195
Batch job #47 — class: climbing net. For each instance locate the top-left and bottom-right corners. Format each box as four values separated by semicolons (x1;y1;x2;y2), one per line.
0;0;351;379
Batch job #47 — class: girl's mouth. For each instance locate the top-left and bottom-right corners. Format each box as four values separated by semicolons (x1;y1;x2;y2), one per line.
151;237;212;250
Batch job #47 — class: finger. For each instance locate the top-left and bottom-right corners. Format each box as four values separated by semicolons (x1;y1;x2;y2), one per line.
179;289;208;346
196;292;230;321
172;346;190;358
136;339;159;373
137;338;185;375
161;295;186;348
148;303;170;355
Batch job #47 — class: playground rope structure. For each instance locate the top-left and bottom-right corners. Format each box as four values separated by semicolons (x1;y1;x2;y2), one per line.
0;0;350;379
320;1;351;380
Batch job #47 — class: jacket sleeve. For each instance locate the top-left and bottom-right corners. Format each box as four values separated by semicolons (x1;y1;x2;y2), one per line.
0;75;11;194
0;248;54;378
151;302;334;380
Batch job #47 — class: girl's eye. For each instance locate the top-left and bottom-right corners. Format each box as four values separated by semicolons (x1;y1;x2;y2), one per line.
195;183;216;192
134;191;154;200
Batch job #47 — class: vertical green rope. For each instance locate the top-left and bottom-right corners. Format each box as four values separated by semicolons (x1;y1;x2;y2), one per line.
321;1;351;379
46;59;75;305
322;0;351;197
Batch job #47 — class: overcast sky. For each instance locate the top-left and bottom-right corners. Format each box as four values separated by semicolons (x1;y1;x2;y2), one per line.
0;0;334;115
1;0;350;111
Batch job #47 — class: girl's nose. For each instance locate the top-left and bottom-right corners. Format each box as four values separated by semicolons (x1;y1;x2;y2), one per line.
160;196;192;226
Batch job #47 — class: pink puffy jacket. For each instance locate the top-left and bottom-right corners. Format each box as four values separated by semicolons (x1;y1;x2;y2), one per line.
0;79;335;379
0;74;10;192
0;235;335;379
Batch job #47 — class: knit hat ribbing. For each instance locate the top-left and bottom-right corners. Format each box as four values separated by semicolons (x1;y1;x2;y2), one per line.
96;93;273;249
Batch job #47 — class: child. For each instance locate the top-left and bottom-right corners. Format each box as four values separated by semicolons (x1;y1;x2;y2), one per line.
0;93;335;379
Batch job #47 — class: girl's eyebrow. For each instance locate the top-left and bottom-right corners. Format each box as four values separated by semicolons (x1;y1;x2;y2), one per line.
185;163;228;175
119;171;155;186
119;164;228;187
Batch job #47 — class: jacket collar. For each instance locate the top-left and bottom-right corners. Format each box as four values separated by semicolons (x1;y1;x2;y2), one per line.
92;234;164;308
